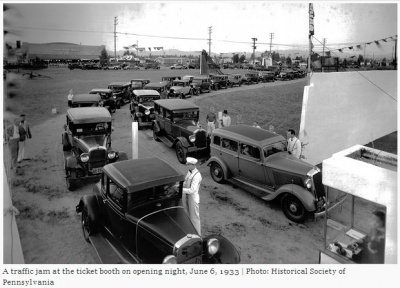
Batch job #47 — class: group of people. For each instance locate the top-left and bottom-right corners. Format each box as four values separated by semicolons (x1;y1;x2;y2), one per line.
5;114;32;172
206;107;232;137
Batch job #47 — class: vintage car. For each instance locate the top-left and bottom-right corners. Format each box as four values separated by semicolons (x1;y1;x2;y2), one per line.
130;90;161;129
123;64;140;70
89;88;117;114
144;62;160;69
68;62;83;70
161;76;182;90
170;63;187;69
167;79;193;99
207;125;327;223
75;157;241;264
108;82;132;109
227;74;242;87
62;107;127;191
152;99;208;164
82;63;100;70
130;79;151;92
258;71;276;82
71;94;101;108
209;74;229;90
144;82;169;98
277;71;292;81
242;72;260;85
190;76;211;95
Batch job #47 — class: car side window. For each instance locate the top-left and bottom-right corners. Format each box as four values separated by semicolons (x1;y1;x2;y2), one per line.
165;110;172;121
213;135;220;146
222;138;238;152
108;180;124;207
240;144;261;160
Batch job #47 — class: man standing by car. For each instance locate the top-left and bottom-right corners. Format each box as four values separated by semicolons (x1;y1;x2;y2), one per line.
287;129;302;159
67;89;74;107
18;114;32;162
206;107;217;136
221;109;231;127
182;157;202;235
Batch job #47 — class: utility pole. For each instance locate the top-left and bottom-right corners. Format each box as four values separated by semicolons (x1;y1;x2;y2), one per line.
114;16;118;62
395;38;397;70
208;26;212;56
269;33;274;56
252;37;257;65
322;38;326;72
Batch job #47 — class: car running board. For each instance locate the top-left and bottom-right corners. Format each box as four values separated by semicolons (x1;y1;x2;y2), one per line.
157;135;174;148
230;177;275;200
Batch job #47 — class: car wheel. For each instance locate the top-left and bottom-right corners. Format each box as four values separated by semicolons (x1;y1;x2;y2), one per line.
152;126;160;142
210;162;225;183
281;194;308;223
230;83;234;88
179;93;184;99
214;85;219;91
81;206;95;243
239;82;242;87
175;141;187;164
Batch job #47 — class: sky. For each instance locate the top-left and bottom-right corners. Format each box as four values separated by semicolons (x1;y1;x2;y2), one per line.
2;1;398;59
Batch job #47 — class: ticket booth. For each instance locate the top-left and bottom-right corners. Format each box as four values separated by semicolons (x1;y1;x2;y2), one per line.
319;145;397;264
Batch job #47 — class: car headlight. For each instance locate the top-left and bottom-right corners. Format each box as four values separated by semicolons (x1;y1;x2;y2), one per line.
145;110;150;115
80;153;89;162
113;95;116;99
162;255;177;264
304;178;312;189
108;150;116;159
189;135;196;142
207;238;220;256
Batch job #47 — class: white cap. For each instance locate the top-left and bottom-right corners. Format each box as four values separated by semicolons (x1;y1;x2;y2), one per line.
186;157;198;165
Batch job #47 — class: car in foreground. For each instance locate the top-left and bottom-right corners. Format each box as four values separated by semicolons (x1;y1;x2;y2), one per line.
71;94;101;108
108;82;132;108
130;90;161;129
89;88;117;113
167;79;193;99
207;125;327;223
190;76;211;95
209;74;229;90
62;107;127;191
76;157;241;264
152;99;208;164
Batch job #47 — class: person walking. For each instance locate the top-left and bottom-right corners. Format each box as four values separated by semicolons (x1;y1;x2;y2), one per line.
18;114;32;162
6;118;21;171
206;107;217;136
221;109;231;127
67;89;74;107
182;157;202;235
287;129;302;159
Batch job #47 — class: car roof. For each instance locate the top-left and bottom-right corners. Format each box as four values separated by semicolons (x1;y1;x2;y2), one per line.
72;94;101;102
108;82;130;86
90;88;112;93
172;79;190;83
67;107;111;123
103;157;185;193
154;99;199;110
145;82;168;88
192;76;210;80
162;76;181;79
213;125;286;146
133;89;161;96
131;79;150;82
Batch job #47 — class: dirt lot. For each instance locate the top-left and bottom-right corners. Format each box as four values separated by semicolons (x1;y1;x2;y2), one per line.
3;67;396;264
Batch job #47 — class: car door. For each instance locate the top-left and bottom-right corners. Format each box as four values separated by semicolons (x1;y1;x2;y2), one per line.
103;177;126;241
238;143;270;186
220;138;239;176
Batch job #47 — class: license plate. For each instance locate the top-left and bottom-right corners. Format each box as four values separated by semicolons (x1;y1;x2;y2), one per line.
92;168;102;174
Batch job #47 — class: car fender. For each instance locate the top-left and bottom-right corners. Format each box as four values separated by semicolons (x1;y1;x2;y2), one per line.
152;120;161;133
272;184;316;212
65;155;80;169
175;136;190;148
202;235;241;264
206;156;230;180
76;194;102;234
117;151;128;161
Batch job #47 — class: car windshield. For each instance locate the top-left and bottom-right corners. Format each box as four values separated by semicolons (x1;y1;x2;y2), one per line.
109;86;123;92
138;97;157;105
131;82;142;87
173;82;184;87
192;79;203;84
262;141;287;158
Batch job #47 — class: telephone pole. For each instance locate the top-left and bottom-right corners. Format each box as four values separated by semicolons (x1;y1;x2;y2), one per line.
269;33;274;55
207;26;212;56
252;37;257;65
114;16;118;61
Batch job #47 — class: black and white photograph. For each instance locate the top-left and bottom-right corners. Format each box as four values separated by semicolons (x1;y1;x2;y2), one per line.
2;1;397;281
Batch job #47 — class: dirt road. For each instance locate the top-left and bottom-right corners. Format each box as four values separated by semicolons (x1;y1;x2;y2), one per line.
7;79;326;264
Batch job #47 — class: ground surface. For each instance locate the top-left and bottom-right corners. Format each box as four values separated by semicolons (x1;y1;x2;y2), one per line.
3;67;396;264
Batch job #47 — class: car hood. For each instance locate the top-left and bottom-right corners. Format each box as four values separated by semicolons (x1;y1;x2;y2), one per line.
265;152;315;175
74;135;108;151
173;121;201;132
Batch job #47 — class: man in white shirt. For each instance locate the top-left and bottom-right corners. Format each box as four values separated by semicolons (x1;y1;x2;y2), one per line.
182;157;202;235
67;89;74;107
287;129;302;159
221;109;231;127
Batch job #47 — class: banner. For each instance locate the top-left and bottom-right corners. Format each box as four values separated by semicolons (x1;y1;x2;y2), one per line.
309;3;315;36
